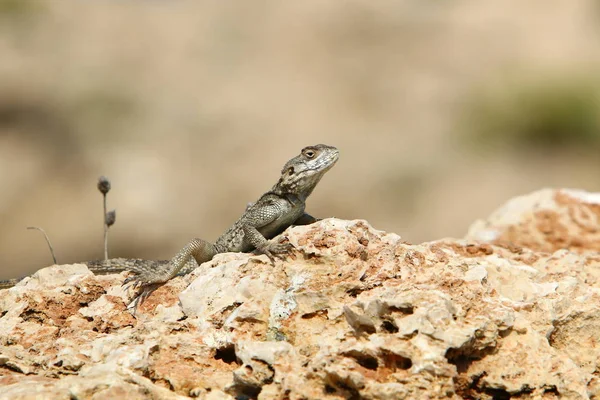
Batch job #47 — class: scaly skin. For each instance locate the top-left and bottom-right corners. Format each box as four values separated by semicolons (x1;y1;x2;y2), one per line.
0;145;339;302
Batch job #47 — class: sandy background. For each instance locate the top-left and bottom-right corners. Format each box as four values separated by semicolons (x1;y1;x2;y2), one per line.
1;0;600;278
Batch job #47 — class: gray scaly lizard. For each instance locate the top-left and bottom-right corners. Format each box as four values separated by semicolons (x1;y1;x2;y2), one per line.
0;144;339;301
123;144;339;293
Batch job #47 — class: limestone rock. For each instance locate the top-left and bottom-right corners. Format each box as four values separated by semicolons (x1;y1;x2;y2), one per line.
0;190;599;399
467;188;600;253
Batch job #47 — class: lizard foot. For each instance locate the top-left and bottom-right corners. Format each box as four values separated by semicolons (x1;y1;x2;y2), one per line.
127;283;162;314
123;273;166;313
123;271;168;290
256;241;294;266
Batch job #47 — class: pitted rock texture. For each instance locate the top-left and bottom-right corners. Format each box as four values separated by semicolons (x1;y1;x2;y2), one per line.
1;189;599;399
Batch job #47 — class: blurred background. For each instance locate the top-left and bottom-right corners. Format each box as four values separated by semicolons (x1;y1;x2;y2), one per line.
2;0;600;279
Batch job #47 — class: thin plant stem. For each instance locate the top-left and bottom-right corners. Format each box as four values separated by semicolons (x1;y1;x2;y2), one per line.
27;226;57;264
103;193;108;260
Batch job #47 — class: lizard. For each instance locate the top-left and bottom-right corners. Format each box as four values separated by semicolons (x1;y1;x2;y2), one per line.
0;144;339;302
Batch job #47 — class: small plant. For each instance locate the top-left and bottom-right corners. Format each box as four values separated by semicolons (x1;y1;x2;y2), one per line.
459;77;600;152
97;176;116;260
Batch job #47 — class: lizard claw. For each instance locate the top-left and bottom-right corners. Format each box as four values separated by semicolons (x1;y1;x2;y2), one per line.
257;241;293;266
123;271;160;290
122;274;149;293
127;284;160;314
122;273;163;313
122;274;140;291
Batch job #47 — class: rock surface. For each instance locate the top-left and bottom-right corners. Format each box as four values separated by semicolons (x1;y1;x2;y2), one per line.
1;188;599;399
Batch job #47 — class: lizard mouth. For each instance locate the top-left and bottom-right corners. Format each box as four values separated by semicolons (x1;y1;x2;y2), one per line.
312;149;339;173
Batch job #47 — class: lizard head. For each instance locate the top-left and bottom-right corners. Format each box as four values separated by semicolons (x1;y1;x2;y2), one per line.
275;144;339;198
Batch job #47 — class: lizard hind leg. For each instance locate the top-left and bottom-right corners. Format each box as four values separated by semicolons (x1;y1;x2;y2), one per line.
123;238;217;307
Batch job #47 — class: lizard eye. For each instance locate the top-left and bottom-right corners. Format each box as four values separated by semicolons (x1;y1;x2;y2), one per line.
304;150;316;159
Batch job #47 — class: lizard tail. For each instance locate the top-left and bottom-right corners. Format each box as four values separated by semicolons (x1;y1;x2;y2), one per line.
0;278;23;289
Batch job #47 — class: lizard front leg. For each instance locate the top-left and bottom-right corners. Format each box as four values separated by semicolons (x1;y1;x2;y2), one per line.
243;224;292;265
241;203;294;265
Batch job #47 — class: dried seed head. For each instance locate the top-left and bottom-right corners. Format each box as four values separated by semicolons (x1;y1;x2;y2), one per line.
97;176;111;194
105;210;116;227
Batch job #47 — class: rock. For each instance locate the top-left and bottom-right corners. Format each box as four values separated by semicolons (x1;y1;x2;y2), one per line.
0;366;189;400
467;188;600;253
0;189;599;399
